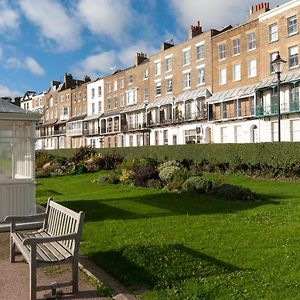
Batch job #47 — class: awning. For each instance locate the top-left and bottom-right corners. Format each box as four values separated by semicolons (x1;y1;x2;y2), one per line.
100;111;120;118
208;84;258;104
67;114;87;122
121;103;146;113
256;70;300;90
175;87;210;103
84;112;103;121
147;95;174;109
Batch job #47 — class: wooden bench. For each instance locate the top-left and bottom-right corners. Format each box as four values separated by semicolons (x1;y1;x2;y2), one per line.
5;197;85;300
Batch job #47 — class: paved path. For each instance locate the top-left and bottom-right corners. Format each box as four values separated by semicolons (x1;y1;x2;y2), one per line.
0;232;111;299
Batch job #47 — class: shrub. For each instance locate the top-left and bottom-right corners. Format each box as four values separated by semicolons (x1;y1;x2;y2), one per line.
159;166;181;183
35;150;54;170
133;165;158;187
147;178;163;189
213;183;256;201
70;163;88;175
158;160;180;171
119;169;135;185
93;153;123;170
182;176;212;193
69;146;96;163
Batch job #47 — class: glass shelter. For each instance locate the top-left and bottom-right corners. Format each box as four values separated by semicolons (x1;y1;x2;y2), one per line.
0;99;41;222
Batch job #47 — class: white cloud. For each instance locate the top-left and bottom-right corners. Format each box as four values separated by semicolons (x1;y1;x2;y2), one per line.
77;0;133;42
0;47;3;61
0;84;21;98
6;56;45;76
25;57;45;76
169;0;287;31
0;1;19;33
19;0;81;51
72;50;118;78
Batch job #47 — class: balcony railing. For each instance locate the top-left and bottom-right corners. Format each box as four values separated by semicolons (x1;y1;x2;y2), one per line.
83;128;99;136
147;111;207;127
256;100;300;117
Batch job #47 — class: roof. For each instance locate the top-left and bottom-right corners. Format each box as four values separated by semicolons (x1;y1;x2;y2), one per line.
67;114;87;122
208;84;258;103
175;87;210;103
121;103;146;113
100;111;121;118
84;112;103;121
256;70;300;90
0;98;41;121
147;95;174;109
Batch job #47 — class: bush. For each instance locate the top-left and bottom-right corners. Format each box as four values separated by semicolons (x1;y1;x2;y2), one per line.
133;165;158;187
159;166;181;183
182;176;213;193
70;163;88;175
69;146;96;163
35;150;54;170
119;169;135;185
158;160;180;171
93;153;123;170
213;183;256;201
147;178;163;189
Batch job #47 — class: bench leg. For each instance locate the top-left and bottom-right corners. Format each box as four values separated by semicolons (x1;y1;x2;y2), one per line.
72;259;79;294
29;263;37;300
10;237;15;263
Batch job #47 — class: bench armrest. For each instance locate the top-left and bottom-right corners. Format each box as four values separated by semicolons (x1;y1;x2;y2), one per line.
23;233;78;246
5;213;47;223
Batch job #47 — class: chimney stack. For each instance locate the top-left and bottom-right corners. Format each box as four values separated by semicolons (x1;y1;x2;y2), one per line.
249;2;270;20
189;21;203;39
160;42;174;51
136;52;148;66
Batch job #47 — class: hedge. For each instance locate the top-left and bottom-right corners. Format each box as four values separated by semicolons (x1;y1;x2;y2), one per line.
47;143;300;167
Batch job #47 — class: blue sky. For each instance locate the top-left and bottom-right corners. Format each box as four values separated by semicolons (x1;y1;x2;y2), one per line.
0;0;286;97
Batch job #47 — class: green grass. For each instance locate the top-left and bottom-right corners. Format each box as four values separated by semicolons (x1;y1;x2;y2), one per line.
36;172;300;299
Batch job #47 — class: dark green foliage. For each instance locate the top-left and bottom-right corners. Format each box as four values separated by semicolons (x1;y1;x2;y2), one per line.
69;146;96;163
182;176;213;193
213;183;256;201
93;153;123;170
35;150;54;169
70;163;88;175
147;178;163;189
96;173;120;184
133;165;158;187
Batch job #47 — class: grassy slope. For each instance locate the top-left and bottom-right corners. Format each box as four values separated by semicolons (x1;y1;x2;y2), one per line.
36;172;300;300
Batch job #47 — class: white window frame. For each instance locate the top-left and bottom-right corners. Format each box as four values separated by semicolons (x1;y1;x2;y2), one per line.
233;64;241;81
165;56;172;72
289;46;299;69
144;69;149;80
270;52;277;74
183;71;191;89
155;80;161;96
154;59;161;76
232;38;240;56
166;78;173;93
247;32;256;51
183;47;191;65
269;23;278;43
196;42;205;61
196;64;205;85
219;68;227;85
287;15;298;36
248;59;257;78
218;43;226;60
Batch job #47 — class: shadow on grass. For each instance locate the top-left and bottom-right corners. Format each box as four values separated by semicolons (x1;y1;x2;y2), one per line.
36;189;63;198
57;192;279;222
88;244;243;290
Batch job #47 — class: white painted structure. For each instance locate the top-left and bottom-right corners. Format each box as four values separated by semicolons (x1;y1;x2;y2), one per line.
85;78;104;148
0;99;41;222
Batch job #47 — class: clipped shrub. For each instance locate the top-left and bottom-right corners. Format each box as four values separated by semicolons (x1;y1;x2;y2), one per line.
158;160;180;171
213;183;256;201
182;176;213;193
69;146;96;163
159;166;180;183
133;165;158;187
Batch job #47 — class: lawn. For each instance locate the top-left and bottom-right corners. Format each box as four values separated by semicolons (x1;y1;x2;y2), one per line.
36;172;300;299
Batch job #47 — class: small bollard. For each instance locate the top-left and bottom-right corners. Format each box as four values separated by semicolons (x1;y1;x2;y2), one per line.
51;282;58;296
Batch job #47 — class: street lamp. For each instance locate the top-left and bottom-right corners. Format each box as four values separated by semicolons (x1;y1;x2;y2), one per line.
271;51;286;142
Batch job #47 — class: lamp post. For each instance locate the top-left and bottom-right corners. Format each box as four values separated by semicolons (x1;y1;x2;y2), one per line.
271;51;286;142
